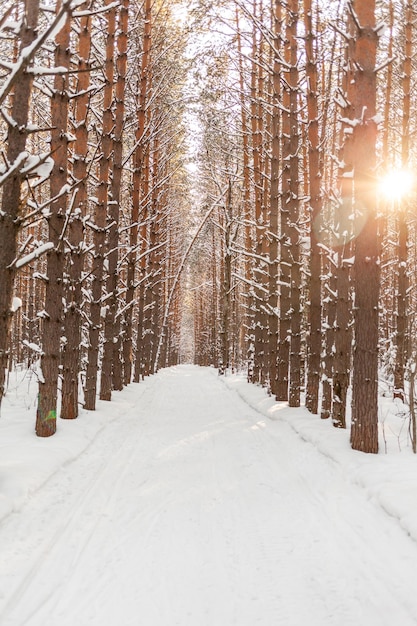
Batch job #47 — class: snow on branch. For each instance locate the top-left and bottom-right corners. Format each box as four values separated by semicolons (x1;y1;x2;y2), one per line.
347;1;361;32
230;245;270;266
0;151;28;187
232;273;269;297
22;340;43;355
21;180;75;225
20;153;54;186
0;151;54;191
0;0;82;108
14;242;54;269
375;56;396;73
73;1;120;17
27;65;84;76
0;7;16;36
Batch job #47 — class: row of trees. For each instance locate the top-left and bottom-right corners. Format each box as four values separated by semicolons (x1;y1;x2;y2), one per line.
1;0;416;454
189;0;417;453
0;0;190;435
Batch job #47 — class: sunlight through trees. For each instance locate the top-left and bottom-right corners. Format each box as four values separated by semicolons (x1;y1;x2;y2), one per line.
1;0;417;453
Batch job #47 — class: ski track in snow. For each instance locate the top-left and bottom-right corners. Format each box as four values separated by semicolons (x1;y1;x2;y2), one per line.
1;365;417;625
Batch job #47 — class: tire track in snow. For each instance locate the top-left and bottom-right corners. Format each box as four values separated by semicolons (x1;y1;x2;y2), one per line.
226;407;417;626
2;366;417;625
0;376;160;625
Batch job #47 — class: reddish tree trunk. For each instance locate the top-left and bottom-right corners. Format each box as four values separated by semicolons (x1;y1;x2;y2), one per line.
61;6;92;419
0;0;40;406
84;1;116;409
36;5;71;436
100;0;129;399
304;0;322;414
350;0;380;453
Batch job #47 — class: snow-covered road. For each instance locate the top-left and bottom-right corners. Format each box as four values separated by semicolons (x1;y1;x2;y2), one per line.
1;365;417;625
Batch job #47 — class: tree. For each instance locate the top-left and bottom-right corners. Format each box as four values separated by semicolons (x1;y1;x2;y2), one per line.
276;0;301;405
100;0;129;400
61;3;92;419
0;0;41;407
331;12;355;430
393;0;412;399
84;0;116;410
124;0;152;385
268;0;282;398
304;0;322;414
350;0;380;453
36;3;71;437
249;1;269;386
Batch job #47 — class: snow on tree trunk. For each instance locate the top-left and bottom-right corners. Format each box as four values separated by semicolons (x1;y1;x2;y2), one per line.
287;0;301;408
332;17;355;430
250;7;268;386
350;0;380;454
61;6;92;420
0;0;40;407
304;0;322;415
100;0;129;400
36;5;71;437
268;0;281;399
84;0;116;410
277;1;301;404
125;0;152;385
393;0;412;398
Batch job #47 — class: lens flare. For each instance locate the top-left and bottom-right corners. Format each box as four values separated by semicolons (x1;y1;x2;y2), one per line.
379;170;414;201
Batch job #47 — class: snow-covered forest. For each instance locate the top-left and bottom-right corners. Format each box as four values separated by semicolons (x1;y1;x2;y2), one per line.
2;0;417;622
2;0;416;453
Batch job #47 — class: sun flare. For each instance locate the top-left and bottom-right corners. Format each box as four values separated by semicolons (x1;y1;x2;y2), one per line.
379;169;414;201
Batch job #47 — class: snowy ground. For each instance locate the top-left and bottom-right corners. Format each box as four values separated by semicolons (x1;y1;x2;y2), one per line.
1;365;417;625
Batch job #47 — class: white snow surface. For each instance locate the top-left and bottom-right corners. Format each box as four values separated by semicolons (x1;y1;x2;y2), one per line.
1;365;417;625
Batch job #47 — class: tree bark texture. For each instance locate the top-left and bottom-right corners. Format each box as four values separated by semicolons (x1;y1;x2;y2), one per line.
0;0;40;407
304;0;322;414
287;0;301;408
84;0;116;410
36;5;71;436
100;0;129;399
61;6;92;419
350;0;380;454
125;0;152;384
393;0;412;396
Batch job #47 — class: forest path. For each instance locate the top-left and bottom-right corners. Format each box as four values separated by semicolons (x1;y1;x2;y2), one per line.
1;365;417;626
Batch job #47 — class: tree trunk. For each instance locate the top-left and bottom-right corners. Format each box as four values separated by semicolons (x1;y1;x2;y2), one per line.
287;0;301;408
61;6;92;419
350;0;380;454
393;0;412;398
321;267;336;419
304;0;322;414
100;0;129;399
0;0;40;407
277;1;300;403
393;210;408;398
236;8;253;380
332;251;351;429
219;183;233;375
84;0;116;409
268;0;281;398
125;0;152;384
250;9;267;386
36;5;71;436
331;19;355;429
138;142;152;378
